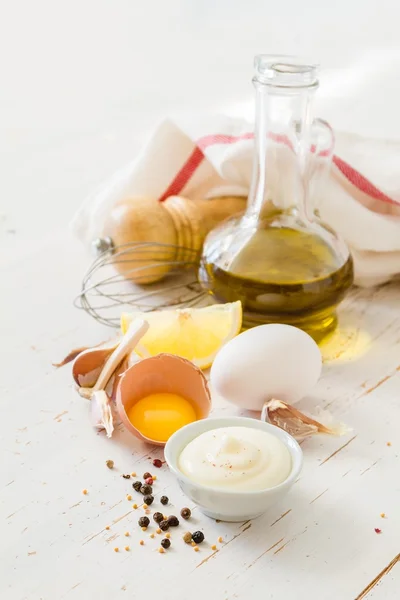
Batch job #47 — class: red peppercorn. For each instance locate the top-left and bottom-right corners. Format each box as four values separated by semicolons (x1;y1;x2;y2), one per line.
374;528;382;534
145;477;154;485
152;459;163;468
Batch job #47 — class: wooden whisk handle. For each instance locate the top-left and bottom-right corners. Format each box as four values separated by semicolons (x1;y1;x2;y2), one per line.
104;195;246;284
163;195;247;251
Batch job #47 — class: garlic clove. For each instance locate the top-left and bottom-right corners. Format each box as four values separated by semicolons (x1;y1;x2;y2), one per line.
77;366;103;388
53;346;92;368
74;319;149;399
72;339;120;387
261;399;349;440
90;390;114;438
54;337;112;369
78;387;94;400
90;319;149;394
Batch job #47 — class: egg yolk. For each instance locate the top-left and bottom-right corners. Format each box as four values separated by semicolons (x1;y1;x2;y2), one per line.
127;393;197;442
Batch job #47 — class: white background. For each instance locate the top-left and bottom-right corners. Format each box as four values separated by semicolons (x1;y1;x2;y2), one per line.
1;3;400;599
1;0;399;245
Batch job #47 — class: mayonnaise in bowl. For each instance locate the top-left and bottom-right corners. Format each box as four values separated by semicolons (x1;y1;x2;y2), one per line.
178;426;292;492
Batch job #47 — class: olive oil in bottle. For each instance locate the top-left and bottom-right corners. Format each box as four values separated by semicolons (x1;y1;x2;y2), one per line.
200;224;353;342
199;55;354;343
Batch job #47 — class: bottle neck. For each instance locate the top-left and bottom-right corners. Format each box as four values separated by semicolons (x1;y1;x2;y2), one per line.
246;81;316;222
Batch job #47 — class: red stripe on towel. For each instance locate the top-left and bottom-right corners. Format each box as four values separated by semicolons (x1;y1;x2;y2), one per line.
159;147;205;202
158;131;400;207
332;155;399;206
197;132;254;151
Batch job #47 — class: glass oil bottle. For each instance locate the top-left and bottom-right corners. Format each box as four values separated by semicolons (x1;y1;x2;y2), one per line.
199;55;353;342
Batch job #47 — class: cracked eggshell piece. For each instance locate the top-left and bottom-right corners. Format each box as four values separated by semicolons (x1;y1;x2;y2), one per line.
116;353;212;446
210;324;322;411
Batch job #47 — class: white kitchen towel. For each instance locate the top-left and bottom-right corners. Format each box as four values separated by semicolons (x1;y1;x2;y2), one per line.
72;116;400;287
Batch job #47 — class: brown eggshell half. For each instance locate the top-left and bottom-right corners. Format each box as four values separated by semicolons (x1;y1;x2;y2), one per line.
116;353;212;446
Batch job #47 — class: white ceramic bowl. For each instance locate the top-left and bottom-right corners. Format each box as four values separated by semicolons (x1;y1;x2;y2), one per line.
164;416;303;522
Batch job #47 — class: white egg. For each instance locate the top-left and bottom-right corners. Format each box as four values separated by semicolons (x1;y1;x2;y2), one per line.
210;324;322;411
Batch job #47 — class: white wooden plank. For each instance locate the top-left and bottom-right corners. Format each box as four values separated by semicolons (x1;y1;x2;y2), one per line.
1;250;400;599
2;2;400;597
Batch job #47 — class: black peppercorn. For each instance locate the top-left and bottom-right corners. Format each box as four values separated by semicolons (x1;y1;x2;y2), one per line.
143;494;154;506
160;495;168;505
167;515;179;527
153;511;164;523
132;481;142;492
161;538;171;549
192;531;204;544
180;507;191;520
143;472;152;479
159;520;169;531
122;474;131;479
138;516;150;528
140;484;152;495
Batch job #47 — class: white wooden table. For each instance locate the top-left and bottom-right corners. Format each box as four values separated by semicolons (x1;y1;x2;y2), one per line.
2;247;400;599
2;2;400;598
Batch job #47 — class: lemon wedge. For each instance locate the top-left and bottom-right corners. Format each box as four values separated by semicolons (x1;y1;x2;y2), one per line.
120;302;242;369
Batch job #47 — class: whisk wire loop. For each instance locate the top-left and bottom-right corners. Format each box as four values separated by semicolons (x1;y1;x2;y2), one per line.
74;241;210;327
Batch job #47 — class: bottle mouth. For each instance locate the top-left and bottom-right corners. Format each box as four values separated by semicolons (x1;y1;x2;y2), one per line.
254;54;319;88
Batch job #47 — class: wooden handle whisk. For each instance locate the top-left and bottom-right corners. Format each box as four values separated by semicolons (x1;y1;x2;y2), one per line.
102;195;246;284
